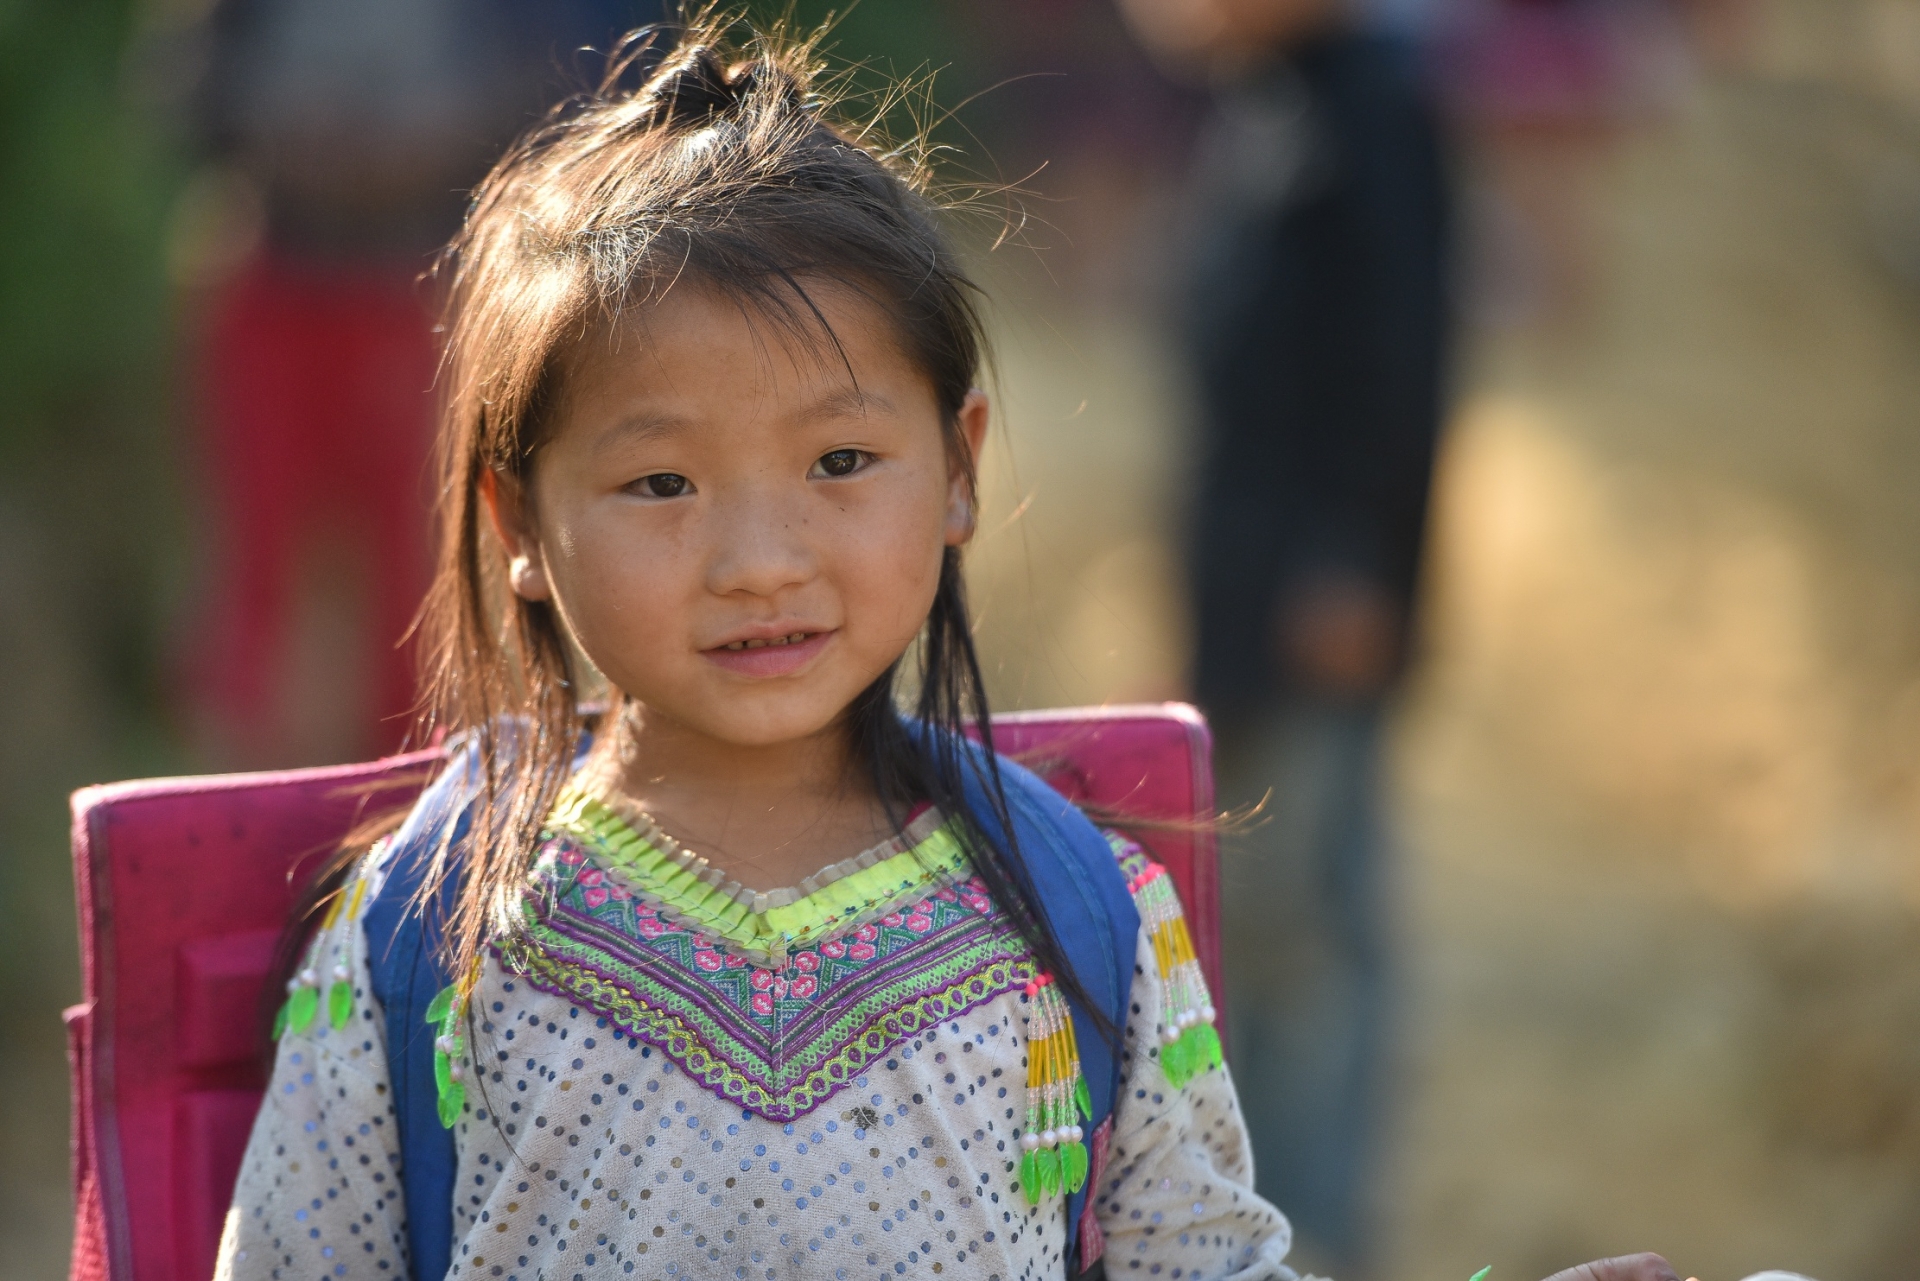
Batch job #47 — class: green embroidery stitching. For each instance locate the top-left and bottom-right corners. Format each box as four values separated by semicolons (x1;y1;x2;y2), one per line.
550;789;970;962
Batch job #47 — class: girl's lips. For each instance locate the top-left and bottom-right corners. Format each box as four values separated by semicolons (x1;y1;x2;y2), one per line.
700;629;834;678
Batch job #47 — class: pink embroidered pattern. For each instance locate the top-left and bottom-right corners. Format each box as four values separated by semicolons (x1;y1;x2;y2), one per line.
501;831;1032;1121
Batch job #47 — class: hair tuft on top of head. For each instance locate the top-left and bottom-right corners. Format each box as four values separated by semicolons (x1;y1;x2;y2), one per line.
586;11;823;152
636;40;810;132
647;44;740;124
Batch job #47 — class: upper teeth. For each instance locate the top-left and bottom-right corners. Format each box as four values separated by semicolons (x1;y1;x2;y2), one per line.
725;632;809;651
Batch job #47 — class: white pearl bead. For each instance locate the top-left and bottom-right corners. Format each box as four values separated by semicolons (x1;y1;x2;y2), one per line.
1020;1132;1040;1151
1163;1026;1181;1044
1041;1128;1058;1147
1068;1125;1083;1143
286;978;300;994
332;964;351;983
1201;1005;1216;1023
435;1035;454;1054
447;1062;465;1082
298;969;317;988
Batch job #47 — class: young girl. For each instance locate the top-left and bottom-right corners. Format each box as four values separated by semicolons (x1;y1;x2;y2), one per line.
215;19;1679;1281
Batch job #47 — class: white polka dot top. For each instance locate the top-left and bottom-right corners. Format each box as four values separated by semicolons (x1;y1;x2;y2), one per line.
215;790;1300;1281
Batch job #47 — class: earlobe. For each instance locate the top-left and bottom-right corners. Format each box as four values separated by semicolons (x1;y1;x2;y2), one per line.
944;500;977;548
508;554;552;602
944;389;990;547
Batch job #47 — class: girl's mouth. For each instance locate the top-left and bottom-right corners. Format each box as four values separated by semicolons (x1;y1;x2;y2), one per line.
720;632;810;651
702;629;833;677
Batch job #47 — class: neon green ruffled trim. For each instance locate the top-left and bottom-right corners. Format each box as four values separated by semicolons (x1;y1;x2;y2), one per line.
547;789;969;960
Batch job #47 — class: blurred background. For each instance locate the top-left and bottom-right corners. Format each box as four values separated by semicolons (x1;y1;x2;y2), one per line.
8;0;1920;1278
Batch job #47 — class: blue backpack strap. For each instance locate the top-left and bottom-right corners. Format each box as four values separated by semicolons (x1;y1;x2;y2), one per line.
949;738;1140;1277
363;746;477;1281
363;732;593;1280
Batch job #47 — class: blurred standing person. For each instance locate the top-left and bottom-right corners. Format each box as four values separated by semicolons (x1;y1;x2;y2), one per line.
1114;0;1452;1273
180;0;656;767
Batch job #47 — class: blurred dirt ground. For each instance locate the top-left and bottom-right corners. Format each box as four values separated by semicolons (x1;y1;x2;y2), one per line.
1381;37;1920;1278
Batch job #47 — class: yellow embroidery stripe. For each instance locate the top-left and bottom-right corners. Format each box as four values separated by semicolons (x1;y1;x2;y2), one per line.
550;790;969;953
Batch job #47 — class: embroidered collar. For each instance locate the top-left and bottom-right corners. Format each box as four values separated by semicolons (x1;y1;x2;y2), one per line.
505;816;1029;1121
544;786;967;968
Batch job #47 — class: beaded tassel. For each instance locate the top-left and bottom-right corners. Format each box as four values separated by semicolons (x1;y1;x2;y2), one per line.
425;955;486;1129
427;979;469;1128
1130;864;1222;1088
273;875;368;1040
1017;972;1091;1205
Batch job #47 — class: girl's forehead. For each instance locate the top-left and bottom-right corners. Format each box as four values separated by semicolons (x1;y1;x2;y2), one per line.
553;277;929;417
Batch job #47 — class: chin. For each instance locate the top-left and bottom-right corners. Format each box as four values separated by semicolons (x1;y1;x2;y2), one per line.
691;694;857;747
616;660;889;747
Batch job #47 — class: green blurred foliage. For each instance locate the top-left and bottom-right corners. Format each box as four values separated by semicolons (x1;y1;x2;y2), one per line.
0;0;185;742
783;0;967;66
0;0;177;467
0;1;187;1270
747;1;996;163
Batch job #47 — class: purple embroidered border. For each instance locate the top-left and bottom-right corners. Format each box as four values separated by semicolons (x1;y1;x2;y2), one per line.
499;898;1032;1120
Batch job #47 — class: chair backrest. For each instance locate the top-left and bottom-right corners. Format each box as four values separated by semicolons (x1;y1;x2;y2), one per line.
66;703;1217;1281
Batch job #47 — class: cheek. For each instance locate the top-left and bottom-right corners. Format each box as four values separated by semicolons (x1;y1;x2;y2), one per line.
542;511;692;667
836;479;950;641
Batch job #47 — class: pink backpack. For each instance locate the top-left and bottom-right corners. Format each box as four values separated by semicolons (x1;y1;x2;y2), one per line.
66;703;1219;1281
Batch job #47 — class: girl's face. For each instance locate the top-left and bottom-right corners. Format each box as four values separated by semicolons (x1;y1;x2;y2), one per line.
489;281;987;753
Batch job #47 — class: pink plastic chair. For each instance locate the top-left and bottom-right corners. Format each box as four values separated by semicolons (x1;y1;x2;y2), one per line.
67;703;1218;1281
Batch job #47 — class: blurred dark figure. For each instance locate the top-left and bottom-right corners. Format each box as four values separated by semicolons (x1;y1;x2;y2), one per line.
180;0;658;766
1116;0;1452;1272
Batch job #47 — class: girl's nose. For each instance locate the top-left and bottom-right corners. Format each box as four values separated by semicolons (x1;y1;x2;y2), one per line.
703;487;818;598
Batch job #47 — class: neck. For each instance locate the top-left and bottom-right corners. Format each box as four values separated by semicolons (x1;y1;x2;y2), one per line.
589;701;895;893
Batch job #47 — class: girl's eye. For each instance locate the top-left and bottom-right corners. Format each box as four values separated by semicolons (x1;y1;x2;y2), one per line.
635;472;690;498
812;449;869;478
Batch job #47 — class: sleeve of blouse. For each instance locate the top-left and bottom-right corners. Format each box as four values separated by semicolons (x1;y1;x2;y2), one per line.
214;851;408;1281
1094;849;1310;1281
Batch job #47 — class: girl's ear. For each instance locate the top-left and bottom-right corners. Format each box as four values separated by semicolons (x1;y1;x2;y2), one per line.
481;467;553;602
944;389;990;548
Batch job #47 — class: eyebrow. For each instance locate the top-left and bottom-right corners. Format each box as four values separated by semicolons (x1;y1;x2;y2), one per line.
593;412;690;454
794;386;897;423
594;387;898;452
